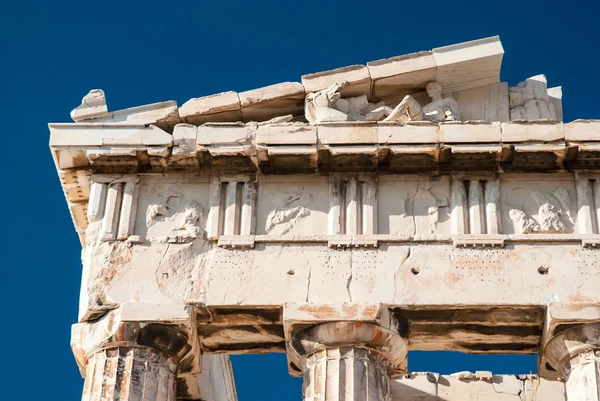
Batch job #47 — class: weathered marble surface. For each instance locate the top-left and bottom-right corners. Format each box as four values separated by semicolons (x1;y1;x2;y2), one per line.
391;373;564;401
51;36;600;401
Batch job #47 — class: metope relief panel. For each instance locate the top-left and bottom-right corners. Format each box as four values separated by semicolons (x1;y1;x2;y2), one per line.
500;174;576;234
256;176;329;236
378;175;451;236
135;176;210;243
329;174;377;235
206;175;256;240
86;175;140;243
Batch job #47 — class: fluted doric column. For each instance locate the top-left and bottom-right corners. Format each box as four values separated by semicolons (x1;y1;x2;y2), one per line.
545;323;600;401
72;307;196;401
289;321;407;401
303;346;390;401
81;346;176;401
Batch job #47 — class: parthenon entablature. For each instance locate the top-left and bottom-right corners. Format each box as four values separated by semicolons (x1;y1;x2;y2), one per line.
50;36;600;401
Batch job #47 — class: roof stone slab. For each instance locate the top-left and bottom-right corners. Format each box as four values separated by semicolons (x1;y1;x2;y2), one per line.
68;36;505;128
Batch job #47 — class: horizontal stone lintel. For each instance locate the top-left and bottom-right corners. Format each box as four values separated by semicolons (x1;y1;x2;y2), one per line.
50;121;600;245
51;120;600;150
49;121;600;173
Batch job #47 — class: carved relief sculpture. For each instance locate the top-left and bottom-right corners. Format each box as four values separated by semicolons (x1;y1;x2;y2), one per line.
147;189;204;243
52;37;600;401
507;187;573;233
384;81;461;123
305;82;394;124
393;182;449;235
265;192;313;235
305;81;460;124
509;75;557;120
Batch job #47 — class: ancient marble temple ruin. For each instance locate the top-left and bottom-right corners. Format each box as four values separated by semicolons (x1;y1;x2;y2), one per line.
50;36;600;401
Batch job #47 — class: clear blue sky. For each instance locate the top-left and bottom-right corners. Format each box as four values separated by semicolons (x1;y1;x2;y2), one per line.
1;0;598;400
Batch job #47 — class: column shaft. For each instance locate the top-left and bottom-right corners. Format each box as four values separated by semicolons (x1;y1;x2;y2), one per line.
81;347;176;401
302;346;390;401
565;350;600;401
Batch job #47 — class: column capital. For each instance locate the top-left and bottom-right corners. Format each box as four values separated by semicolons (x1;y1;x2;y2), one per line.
283;303;408;377
71;303;198;376
290;321;408;374
540;303;600;379
545;322;600;377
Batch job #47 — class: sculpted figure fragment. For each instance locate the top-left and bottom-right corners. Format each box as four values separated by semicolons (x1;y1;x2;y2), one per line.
305;81;460;124
507;187;573;234
305;82;393;124
509;75;558;120
385;81;461;123
265;192;313;235
146;190;204;243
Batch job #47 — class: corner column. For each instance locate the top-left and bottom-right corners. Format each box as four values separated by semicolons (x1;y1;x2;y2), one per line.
72;307;198;401
82;346;176;401
545;323;600;401
288;319;407;401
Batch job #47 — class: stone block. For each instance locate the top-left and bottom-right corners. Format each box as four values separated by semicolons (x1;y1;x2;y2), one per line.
565;120;600;142
49;123;173;147
71;89;108;121
378;122;439;144
302;65;371;98
318;122;378;145
433;36;504;93
119;302;190;322
239;82;305;121
172;123;198;156
198;123;252;146
449;82;510;123
501;121;565;142
391;373;564;401
180;91;241;125
440;122;501;143
83;101;181;132
367;51;437;100
256;123;317;145
548;86;563;121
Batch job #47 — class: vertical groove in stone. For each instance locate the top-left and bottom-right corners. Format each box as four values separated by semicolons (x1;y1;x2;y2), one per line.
354;348;369;400
101;182;124;240
239;181;256;235
339;347;353;401
81;347;175;401
362;179;377;235
314;349;327;401
302;346;391;401
577;178;596;235
90;350;106;401
484;178;501;234
117;180;140;240
304;353;316;401
81;352;95;401
450;179;467;234
593;179;600;234
87;182;108;223
468;180;485;234
345;177;359;235
565;351;600;401
325;348;340;401
101;348;119;401
329;175;343;235
223;181;239;236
